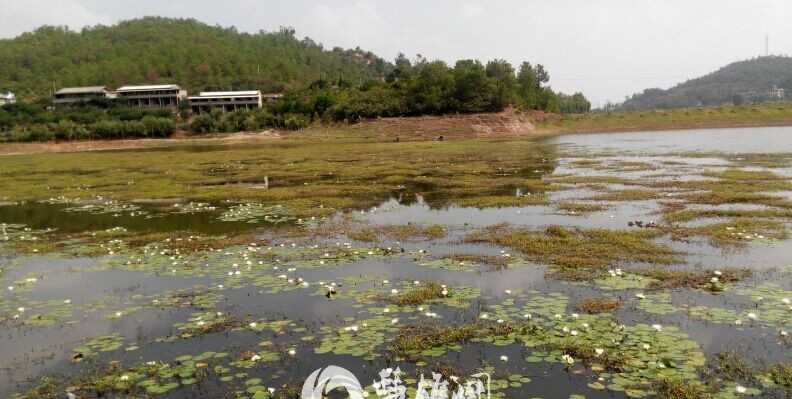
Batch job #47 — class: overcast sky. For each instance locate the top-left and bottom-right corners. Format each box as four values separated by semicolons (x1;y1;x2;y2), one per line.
1;0;791;106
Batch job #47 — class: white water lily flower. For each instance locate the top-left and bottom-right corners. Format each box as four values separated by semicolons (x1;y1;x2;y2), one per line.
7;286;13;291
782;298;791;305
390;289;399;295
382;280;390;284
582;323;590;329
251;354;262;362
391;318;399;324
504;289;512;295
714;270;723;276
643;344;651;350
747;312;757;320
523;313;532;319
383;308;390;313
554;314;562;319
635;293;646;300
735;385;747;394
413;280;421;285
268;388;276;394
780;330;788;337
735;319;743;325
418;306;424;312
710;277;719;283
561;354;574;365
499;355;509;362
115;311;122;317
441;289;449;296
249;322;258;328
562;326;570;333
595;348;605;357
17;307;25;313
571;330;579;336
288;349;296;356
571;313;579;319
64;299;71;304
480;313;489;319
497;319;505;324
652;324;663;331
120;375;130;381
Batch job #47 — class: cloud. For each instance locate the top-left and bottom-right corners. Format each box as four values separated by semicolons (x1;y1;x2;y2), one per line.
0;0;108;37
2;0;792;105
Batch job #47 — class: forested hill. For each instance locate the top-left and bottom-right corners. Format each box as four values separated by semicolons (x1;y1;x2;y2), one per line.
0;17;391;99
621;56;792;110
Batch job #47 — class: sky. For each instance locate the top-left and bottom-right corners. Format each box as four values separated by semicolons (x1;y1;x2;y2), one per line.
1;0;791;106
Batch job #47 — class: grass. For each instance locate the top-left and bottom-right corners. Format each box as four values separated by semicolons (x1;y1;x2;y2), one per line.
536;103;792;135
667;218;788;248
465;224;679;280
663;208;792;223
588;189;658;201
708;352;756;382
638;268;751;290
389;324;478;358
655;379;711;399
388;282;446;306
447;254;511;270
768;364;792;388
0;132;557;219
556;202;608;214
347;224;446;243
576;297;621;314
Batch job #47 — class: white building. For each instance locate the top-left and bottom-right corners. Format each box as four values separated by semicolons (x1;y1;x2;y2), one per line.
188;91;263;114
53;86;111;105
0;91;15;106
116;84;187;108
771;85;785;100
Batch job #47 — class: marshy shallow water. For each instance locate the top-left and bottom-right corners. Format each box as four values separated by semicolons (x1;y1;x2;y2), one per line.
1;127;790;399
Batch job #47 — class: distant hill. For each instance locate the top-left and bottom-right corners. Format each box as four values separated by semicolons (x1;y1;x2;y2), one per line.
621;56;792;110
0;17;391;100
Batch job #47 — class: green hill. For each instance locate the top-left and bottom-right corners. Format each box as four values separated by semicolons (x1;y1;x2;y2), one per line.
0;17;391;100
621;56;792;110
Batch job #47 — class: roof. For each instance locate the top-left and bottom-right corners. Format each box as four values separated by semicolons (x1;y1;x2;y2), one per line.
55;86;107;95
199;91;261;97
116;84;180;92
189;91;261;99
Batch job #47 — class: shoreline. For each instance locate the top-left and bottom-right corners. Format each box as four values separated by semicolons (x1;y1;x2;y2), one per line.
3;114;792;156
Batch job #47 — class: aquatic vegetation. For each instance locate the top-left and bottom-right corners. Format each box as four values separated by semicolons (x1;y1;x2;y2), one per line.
348;223;446;243
576;297;621;314
588;189;659;202
420;253;526;272
390;324;479;359
467;224;679;280
72;333;124;361
315;315;400;359
219;203;296;224
638;268;751;291
556;201;608;214
669;219;788;248
5;131;792;399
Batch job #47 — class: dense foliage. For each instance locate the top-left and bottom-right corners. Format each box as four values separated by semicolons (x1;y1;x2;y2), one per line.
0;17;389;99
268;56;590;122
0;102;175;141
0;17;591;142
621;56;792;110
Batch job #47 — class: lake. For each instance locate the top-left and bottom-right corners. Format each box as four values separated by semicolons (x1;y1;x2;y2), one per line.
1;127;790;399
